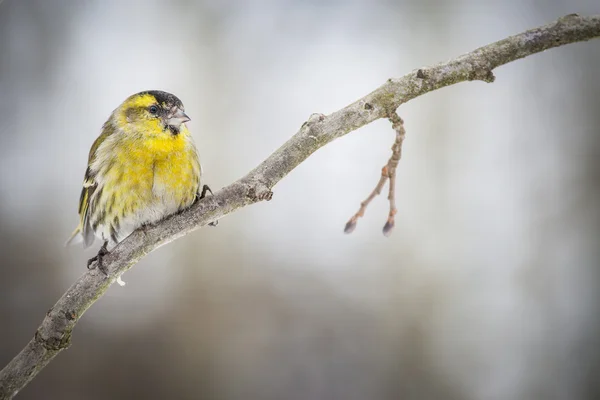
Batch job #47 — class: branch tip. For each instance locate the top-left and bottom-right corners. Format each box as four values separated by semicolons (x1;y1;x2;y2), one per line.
383;219;395;237
344;219;357;234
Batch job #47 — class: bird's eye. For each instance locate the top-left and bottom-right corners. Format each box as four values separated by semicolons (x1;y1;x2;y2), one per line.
149;105;158;115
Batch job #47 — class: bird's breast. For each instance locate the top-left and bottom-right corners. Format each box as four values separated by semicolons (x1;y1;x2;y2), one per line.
151;147;200;203
98;133;200;223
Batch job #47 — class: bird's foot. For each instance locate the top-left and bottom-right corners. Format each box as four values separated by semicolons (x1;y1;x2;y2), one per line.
199;184;219;227
87;241;109;275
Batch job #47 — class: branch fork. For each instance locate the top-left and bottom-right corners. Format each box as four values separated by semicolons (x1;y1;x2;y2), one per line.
344;112;406;236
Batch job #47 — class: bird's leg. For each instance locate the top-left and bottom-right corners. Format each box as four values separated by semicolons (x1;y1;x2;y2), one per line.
87;241;109;275
198;184;219;227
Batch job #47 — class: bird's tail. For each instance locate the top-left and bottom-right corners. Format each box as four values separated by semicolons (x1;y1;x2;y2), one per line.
64;226;83;247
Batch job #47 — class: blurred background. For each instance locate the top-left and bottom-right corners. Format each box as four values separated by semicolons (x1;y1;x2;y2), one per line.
1;0;599;399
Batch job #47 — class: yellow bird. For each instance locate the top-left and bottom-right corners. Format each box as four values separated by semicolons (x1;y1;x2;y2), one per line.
67;90;211;270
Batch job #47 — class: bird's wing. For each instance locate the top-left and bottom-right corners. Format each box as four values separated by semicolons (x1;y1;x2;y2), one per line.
78;167;98;247
65;166;97;247
70;122;115;247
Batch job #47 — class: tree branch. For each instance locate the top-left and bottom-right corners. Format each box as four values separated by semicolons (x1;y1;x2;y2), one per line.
1;13;599;400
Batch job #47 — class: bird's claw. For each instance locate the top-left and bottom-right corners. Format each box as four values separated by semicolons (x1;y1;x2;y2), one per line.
87;241;109;276
199;184;219;227
198;184;213;200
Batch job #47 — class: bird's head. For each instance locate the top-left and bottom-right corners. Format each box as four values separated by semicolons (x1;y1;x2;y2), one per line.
117;90;190;136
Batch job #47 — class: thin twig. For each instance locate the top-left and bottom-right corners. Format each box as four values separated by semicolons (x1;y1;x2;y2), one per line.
1;13;599;400
384;112;406;236
344;112;407;236
344;167;389;234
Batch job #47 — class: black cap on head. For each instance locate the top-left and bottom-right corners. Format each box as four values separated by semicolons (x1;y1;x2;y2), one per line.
139;90;184;109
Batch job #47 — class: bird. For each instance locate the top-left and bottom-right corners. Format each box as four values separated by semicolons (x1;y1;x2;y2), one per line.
67;90;212;272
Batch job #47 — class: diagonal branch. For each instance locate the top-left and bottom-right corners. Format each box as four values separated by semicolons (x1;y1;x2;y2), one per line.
1;13;599;400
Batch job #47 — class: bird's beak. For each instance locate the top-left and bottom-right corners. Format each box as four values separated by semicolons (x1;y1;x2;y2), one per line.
166;108;191;127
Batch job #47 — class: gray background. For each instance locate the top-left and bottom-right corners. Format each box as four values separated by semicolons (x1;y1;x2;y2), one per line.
1;1;599;399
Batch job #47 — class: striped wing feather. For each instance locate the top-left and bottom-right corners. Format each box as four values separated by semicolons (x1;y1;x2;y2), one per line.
73;122;114;247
